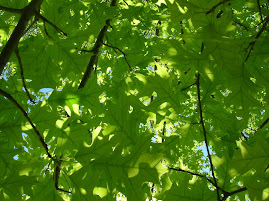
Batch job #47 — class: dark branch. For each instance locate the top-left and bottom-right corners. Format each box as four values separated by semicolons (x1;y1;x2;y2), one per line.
122;0;128;6
240;132;248;141
102;42;132;70
0;5;23;14
0;89;52;159
181;82;196;92
206;0;230;15
245;15;269;62
233;20;250;31
168;167;225;193
54;157;71;193
14;47;35;104
0;0;44;75
221;187;247;200
255;117;269;134
257;0;263;22
78;0;117;89
196;73;221;200
37;14;67;36
258;117;269;130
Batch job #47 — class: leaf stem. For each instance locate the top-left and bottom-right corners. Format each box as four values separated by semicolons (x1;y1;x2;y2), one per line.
14;47;35;104
196;73;221;200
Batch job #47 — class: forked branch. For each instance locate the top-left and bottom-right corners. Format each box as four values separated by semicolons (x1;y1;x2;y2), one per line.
169;166;248;201
0;0;44;75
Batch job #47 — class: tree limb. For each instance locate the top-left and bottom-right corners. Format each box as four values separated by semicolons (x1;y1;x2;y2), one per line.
206;0;230;15
0;88;52;159
196;73;221;200
78;0;117;89
0;5;23;14
0;0;44;75
14;47;35;104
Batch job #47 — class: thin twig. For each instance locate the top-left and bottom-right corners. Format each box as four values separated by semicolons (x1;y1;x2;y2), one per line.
181;82;196;92
43;21;51;38
169;166;248;201
37;13;67;36
162;121;166;142
102;42;132;70
245;15;269;62
0;89;52;159
14;47;35;104
257;0;263;22
122;0;128;6
168;167;224;192
255;117;269;134
206;0;230;15
233;20;250;31
240;132;248;141
196;73;220;201
78;0;117;89
0;5;23;14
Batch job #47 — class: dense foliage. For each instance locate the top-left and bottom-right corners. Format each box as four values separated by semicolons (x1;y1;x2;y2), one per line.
0;0;269;200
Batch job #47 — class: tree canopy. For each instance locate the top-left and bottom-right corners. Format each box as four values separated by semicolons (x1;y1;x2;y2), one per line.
0;0;269;200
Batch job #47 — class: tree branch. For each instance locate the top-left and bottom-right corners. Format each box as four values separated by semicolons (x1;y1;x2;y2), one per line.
169;166;248;201
168;167;225;192
206;0;230;15
54;156;71;193
181;81;196;92
255;117;269;134
257;0;263;22
102;42;132;70
233;20;250;32
78;0;117;89
196;73;221;200
0;0;44;75
37;13;67;36
0;88;52;159
14;47;35;104
245;15;269;62
221;187;247;201
0;5;23;14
